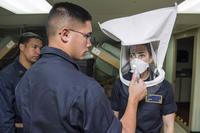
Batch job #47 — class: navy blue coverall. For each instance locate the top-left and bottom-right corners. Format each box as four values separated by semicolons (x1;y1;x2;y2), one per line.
0;58;26;133
15;47;121;133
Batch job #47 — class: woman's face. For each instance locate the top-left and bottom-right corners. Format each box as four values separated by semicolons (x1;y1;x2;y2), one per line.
129;44;153;64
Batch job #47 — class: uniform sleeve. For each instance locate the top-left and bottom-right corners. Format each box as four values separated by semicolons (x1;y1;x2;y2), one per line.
0;75;15;133
162;80;177;115
110;79;121;111
68;81;122;133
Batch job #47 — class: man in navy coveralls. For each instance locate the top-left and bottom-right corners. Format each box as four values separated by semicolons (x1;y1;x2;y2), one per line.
15;2;147;133
0;32;43;133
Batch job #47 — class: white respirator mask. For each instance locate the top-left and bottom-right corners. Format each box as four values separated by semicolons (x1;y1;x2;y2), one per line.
130;58;149;74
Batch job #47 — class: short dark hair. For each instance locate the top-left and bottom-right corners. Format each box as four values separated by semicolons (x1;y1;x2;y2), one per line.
18;32;43;45
46;2;92;36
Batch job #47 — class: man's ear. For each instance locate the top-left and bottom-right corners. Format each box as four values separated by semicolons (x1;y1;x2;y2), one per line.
19;44;25;51
59;28;70;43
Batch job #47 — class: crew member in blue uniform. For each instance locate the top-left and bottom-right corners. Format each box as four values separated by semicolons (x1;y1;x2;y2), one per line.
0;32;43;133
15;2;147;133
110;43;177;133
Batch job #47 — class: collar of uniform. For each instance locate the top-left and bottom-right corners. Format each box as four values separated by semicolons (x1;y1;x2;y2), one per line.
14;57;27;77
41;46;80;70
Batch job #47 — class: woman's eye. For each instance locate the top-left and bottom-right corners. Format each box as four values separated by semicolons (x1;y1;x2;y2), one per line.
139;54;145;57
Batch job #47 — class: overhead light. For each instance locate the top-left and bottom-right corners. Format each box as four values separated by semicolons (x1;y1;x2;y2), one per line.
0;0;52;14
178;0;200;14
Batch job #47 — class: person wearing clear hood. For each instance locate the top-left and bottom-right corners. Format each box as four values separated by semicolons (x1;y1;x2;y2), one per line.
98;6;178;133
110;43;177;133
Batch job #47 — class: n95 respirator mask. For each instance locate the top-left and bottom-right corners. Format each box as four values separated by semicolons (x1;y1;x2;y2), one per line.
130;58;149;74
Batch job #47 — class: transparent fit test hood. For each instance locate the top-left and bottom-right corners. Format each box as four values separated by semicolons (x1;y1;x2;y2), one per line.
99;6;177;87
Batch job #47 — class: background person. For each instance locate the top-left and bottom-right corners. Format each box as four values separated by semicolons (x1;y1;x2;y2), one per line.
0;32;43;133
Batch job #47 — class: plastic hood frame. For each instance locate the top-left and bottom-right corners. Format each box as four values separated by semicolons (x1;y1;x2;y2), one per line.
99;6;177;87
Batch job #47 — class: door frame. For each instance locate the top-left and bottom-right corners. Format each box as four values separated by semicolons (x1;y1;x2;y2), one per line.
173;29;197;132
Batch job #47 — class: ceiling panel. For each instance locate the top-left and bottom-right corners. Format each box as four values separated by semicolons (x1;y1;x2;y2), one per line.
0;0;200;34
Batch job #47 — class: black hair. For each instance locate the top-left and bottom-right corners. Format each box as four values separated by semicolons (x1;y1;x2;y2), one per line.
46;2;92;36
145;43;152;57
18;32;43;45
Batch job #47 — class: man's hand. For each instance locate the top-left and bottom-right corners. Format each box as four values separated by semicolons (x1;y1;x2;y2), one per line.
128;73;147;102
121;73;147;133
